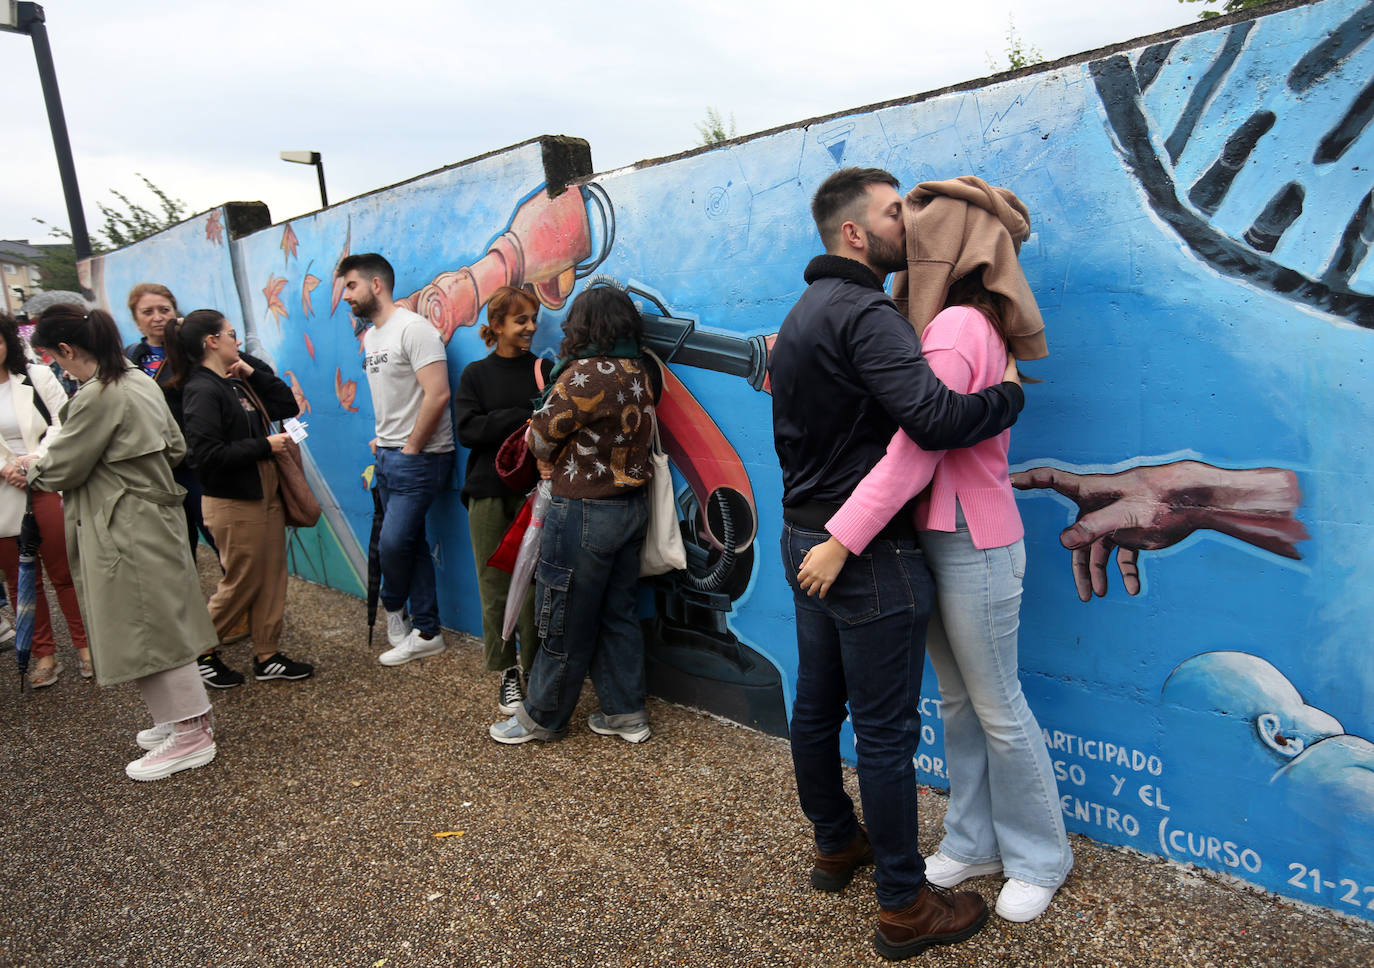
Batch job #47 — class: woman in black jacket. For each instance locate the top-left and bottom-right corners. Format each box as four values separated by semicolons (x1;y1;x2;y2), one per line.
167;310;313;688
454;286;550;715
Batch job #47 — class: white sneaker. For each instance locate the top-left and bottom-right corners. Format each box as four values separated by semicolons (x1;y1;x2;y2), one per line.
995;878;1059;922
0;614;15;646
924;851;1003;888
135;722;174;751
385;608;412;647
378;628;446;667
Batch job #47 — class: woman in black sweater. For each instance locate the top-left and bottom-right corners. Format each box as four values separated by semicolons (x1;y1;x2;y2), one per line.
167;310;313;688
454;286;552;716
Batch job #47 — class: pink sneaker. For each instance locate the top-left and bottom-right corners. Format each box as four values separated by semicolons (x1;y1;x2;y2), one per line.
125;713;216;781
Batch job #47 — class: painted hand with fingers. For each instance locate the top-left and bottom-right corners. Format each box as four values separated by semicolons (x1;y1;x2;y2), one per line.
1011;460;1307;601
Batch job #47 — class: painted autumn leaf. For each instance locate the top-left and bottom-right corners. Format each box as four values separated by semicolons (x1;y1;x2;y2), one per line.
301;269;321;318
205;210;223;245
263;275;288;328
304;332;315;360
330;219;351;314
335;366;358;412
281;224;299;265
284;371;311;414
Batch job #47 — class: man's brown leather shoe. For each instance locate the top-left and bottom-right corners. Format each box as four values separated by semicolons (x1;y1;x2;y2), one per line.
810;824;874;891
873;882;989;959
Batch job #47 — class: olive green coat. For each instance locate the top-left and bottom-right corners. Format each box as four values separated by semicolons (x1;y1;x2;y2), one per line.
29;363;216;686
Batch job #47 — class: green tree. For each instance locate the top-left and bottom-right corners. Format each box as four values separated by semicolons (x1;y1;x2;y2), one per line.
32;243;81;292
31;174;188;291
989;16;1043;71
696;107;738;146
1179;0;1273;20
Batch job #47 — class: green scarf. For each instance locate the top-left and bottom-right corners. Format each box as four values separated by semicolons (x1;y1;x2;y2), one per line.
545;337;642;391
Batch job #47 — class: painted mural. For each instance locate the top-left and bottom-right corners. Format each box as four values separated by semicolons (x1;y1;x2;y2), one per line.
79;0;1373;920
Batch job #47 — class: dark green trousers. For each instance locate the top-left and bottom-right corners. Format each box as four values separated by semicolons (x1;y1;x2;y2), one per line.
467;494;538;673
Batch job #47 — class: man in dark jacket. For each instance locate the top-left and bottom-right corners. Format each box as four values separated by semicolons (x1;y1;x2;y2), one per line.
769;167;1023;959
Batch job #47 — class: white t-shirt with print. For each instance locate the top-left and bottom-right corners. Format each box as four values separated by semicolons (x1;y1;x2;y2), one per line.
362;306;455;453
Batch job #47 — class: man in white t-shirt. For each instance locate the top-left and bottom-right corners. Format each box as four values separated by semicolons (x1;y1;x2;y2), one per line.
339;253;455;666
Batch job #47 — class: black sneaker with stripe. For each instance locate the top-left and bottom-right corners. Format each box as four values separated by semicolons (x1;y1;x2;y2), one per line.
197;651;245;689
253;652;314;682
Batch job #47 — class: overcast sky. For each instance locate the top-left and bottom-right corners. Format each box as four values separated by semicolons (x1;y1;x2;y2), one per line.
2;0;1213;244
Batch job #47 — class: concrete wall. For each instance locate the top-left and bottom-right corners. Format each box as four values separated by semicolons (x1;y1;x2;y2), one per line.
82;0;1374;920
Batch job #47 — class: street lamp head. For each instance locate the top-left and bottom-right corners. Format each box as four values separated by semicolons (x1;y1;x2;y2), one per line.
280;150;322;165
0;2;42;33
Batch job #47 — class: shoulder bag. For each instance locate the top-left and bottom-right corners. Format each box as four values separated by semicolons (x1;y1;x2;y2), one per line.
639;349;686;577
238;379;322;528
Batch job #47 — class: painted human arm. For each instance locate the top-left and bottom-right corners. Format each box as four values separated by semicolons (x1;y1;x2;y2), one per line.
851;301;1023;451
403;360;452;454
1011;460;1308;601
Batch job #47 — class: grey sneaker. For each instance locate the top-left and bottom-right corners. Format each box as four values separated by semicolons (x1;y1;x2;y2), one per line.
497;666;525;715
489;715;539;745
587;712;651;744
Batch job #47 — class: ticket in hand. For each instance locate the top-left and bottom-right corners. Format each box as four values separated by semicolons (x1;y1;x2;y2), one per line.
283;417;309;442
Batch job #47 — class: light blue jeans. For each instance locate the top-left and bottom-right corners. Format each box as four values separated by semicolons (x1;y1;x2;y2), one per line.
918;510;1072;887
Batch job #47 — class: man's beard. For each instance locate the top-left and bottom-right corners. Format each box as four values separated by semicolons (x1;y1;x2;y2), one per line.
350;291;380;321
866;230;907;275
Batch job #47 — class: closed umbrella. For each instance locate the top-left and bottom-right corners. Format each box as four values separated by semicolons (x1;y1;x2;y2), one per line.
13;494;40;690
366;484;385;648
502;480;551;640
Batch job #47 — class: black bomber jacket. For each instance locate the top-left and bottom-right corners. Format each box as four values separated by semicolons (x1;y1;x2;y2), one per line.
769;255;1024;520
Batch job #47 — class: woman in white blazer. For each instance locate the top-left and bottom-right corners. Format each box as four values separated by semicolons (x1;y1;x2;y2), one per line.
0;314;88;687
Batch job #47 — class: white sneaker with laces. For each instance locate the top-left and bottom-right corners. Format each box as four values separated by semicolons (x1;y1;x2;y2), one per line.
135;722;174;751
995;878;1060;922
385;609;412;647
923;851;1003;888
378;628;446;666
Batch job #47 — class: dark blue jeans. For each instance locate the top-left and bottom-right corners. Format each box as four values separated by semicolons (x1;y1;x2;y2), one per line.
374;448;453;635
517;490;649;738
782;521;935;910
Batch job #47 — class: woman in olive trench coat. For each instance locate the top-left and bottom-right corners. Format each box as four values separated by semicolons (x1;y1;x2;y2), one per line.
17;305;220;782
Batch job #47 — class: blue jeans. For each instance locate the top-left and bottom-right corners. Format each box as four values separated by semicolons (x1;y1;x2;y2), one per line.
782;521;934;910
919;513;1072;887
517;490;650;738
374;448;453;635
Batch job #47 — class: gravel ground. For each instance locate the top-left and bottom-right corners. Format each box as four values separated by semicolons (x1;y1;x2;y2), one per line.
2;556;1372;968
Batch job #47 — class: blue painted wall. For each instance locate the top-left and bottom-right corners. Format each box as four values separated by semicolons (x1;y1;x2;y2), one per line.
82;0;1374;919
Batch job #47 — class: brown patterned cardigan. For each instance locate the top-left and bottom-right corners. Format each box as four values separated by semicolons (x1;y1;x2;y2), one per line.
526;356;658;499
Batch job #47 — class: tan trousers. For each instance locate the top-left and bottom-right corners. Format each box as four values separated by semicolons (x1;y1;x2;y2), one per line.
202;462;287;658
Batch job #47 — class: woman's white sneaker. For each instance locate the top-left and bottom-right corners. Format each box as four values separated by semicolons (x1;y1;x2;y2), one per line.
923;851;1003;888
994;878;1059;922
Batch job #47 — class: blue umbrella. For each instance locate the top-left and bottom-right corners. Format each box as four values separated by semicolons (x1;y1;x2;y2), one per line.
14;493;39;691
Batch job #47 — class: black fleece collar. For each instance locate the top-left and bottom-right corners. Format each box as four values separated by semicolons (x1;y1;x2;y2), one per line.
803;254;884;291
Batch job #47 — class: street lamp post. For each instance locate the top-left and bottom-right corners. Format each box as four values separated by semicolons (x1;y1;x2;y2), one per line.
281;150;328;209
2;1;91;261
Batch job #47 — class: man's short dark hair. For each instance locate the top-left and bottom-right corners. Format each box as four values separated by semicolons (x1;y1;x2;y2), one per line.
337;252;395;293
811;167;900;250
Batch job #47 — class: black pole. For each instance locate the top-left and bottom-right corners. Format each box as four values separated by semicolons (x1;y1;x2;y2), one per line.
314;158;328;208
21;4;91;261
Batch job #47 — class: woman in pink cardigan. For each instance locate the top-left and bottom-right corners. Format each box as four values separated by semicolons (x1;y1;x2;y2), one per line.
797;179;1071;923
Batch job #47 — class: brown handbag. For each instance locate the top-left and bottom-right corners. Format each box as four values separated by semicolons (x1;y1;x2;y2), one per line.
237;378;322;528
